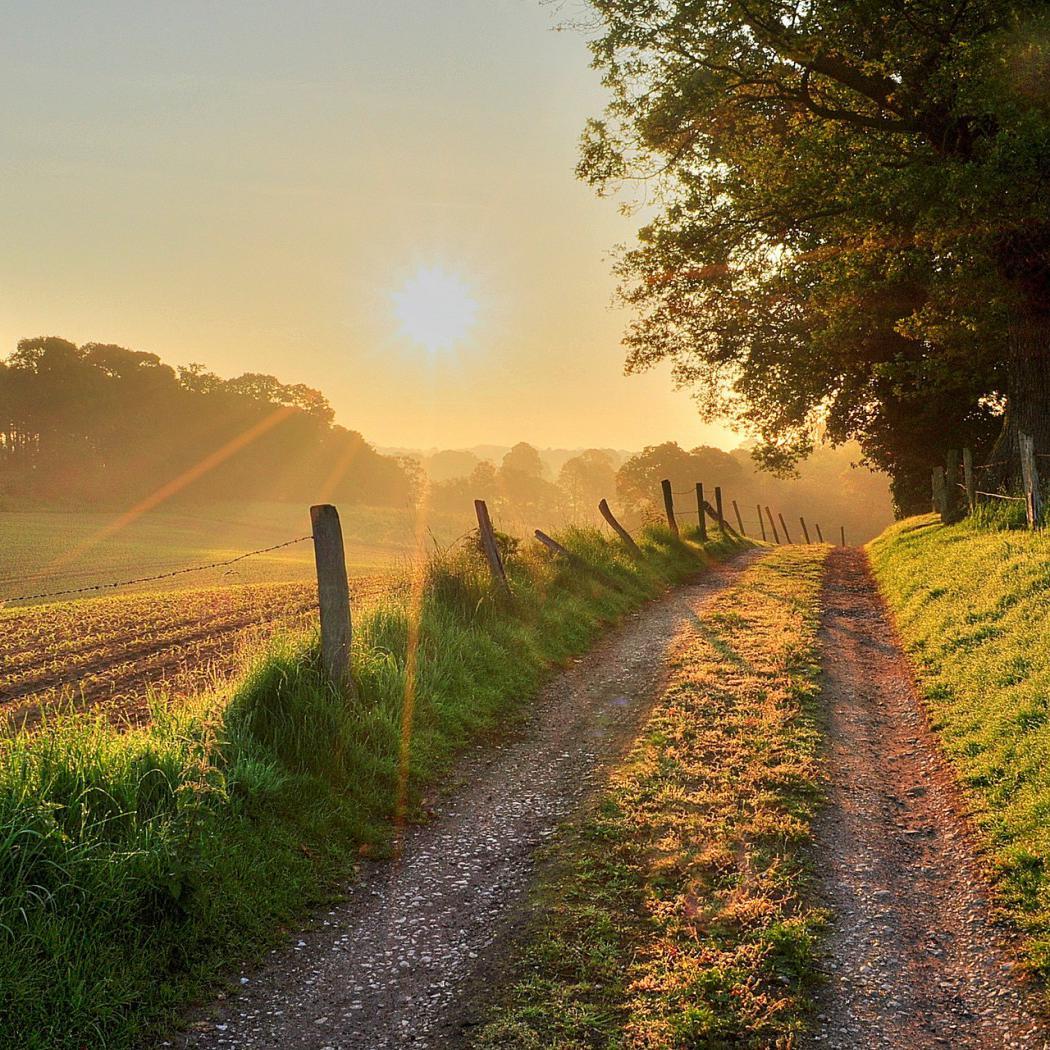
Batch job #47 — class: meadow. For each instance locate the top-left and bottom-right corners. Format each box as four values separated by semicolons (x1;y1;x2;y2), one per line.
0;520;739;1049
0;501;471;605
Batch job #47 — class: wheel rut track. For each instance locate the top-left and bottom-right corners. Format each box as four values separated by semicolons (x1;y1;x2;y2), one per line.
178;549;765;1050
811;546;1049;1049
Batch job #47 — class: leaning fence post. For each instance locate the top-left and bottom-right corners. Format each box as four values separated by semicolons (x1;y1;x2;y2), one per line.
757;504;767;542
963;447;976;513
475;499;511;594
310;504;355;695
799;516;811;544
815;522;824;543
661;479;679;536
534;529;586;569
765;506;781;544
714;486;727;537
598;499;642;556
1020;432;1043;530
778;512;793;544
703;498;740;539
695;483;708;541
732;500;746;536
840;525;846;547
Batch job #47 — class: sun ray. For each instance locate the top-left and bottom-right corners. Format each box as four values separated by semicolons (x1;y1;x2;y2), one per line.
394;473;433;836
39;405;296;577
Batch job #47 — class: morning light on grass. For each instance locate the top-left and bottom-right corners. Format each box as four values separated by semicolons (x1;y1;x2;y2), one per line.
3;2;1050;1047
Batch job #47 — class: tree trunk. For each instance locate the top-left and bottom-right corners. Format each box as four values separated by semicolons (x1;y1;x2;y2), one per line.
987;314;1050;490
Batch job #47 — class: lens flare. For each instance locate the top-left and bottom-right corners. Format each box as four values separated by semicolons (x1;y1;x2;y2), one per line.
391;264;478;353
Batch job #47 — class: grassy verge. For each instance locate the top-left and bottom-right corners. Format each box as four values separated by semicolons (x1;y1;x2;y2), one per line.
472;545;828;1049
0;523;738;1049
868;512;1050;975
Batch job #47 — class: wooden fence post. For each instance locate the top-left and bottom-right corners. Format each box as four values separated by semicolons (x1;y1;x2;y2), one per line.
962;447;976;513
732;500;746;536
598;499;642;556
475;499;511;594
765;506;781;544
840;525;846;547
799;516;811;544
815;522;824;543
931;467;947;523
696;483;708;541
778;512;793;544
757;504;767;542
1020;432;1043;530
703;498;740;539
661;479;679;535
310;504;355;695
534;529;586;569
945;449;961;522
714;486;727;537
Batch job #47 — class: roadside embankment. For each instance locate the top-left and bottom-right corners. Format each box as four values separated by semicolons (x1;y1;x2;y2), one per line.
869;514;1050;975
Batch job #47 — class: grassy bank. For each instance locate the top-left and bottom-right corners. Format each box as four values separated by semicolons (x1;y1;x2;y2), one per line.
473;545;828;1049
869;513;1050;974
0;524;736;1049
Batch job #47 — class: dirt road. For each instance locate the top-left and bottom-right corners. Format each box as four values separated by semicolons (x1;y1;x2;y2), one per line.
177;545;1050;1049
811;547;1047;1048
177;551;761;1049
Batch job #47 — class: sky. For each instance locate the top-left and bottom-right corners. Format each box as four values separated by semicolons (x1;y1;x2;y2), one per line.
0;0;738;452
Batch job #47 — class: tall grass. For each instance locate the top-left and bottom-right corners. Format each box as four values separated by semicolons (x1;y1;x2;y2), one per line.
868;513;1050;974
0;524;738;1049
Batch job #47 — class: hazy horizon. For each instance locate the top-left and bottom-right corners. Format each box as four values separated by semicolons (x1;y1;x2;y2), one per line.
0;0;740;452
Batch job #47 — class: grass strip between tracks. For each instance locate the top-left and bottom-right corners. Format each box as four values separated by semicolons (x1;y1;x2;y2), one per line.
473;545;828;1049
0;524;740;1049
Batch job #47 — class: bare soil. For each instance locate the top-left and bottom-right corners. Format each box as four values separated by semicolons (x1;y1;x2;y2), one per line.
810;546;1049;1048
2;576;393;730
175;552;762;1050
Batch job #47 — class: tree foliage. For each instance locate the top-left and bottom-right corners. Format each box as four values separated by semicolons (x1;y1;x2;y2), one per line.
580;0;1050;510
0;337;418;507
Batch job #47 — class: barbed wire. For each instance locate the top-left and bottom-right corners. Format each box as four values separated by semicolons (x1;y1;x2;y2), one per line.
1;535;314;606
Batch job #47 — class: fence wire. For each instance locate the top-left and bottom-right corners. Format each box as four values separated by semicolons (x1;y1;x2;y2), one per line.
2;535;314;605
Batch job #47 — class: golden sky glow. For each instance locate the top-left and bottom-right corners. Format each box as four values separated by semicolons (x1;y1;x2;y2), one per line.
0;1;737;452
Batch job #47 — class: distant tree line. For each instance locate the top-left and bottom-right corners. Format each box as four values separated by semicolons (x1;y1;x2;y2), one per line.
0;337;420;507
425;439;892;543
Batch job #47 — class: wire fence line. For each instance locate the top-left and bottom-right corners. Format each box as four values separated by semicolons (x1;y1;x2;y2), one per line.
1;535;314;606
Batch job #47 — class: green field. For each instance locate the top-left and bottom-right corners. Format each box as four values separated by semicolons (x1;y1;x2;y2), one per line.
0;502;473;607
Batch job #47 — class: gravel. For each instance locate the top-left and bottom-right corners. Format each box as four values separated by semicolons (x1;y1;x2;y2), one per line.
810;547;1049;1049
175;551;761;1050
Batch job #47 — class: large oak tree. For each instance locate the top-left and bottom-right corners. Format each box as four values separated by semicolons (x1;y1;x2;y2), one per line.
579;0;1050;509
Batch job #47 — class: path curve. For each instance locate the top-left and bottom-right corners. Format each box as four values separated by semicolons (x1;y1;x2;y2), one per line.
178;550;763;1050
811;547;1048;1048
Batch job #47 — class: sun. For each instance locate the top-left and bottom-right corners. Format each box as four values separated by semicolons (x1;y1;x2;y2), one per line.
391;264;479;354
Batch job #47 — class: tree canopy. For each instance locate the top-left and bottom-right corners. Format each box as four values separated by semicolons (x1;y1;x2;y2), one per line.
0;337;418;508
580;0;1050;511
